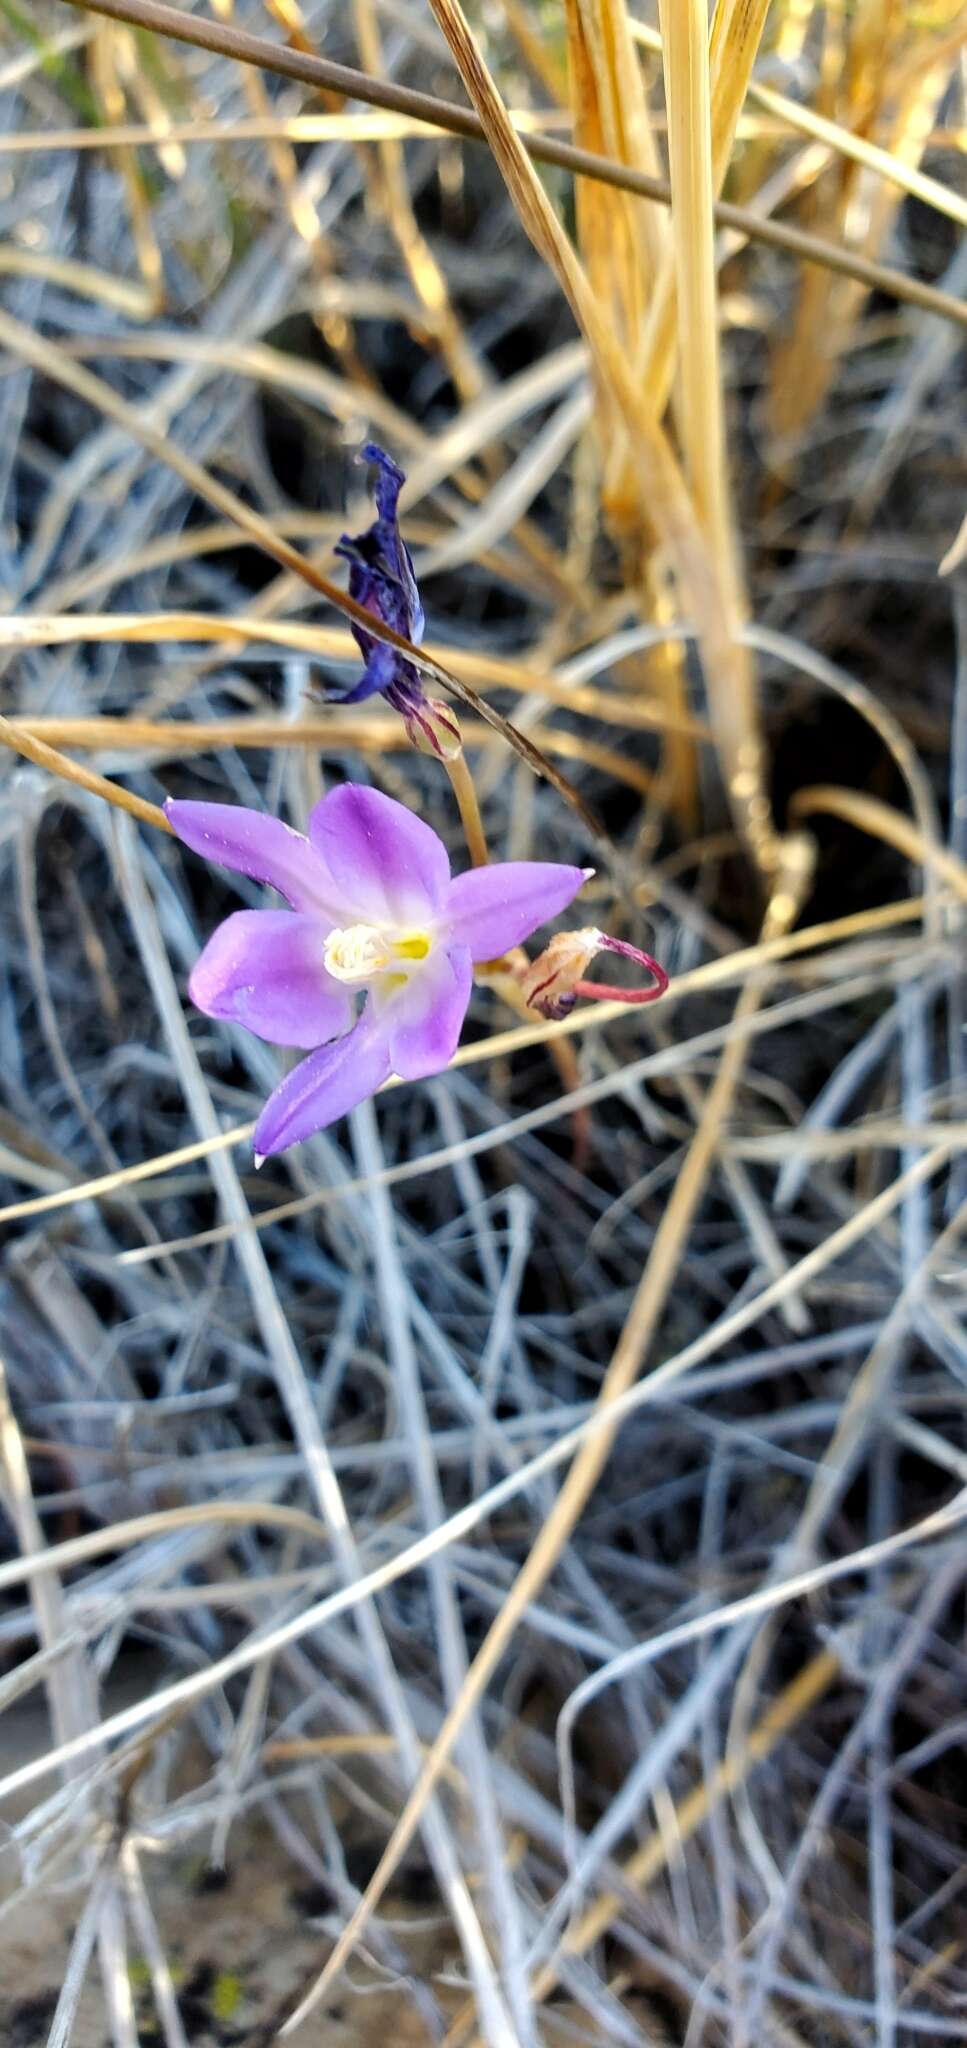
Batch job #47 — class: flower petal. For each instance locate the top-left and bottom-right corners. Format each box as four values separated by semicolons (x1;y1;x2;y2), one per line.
166;799;340;916
444;863;592;961
188;911;353;1049
383;943;472;1080
308;783;450;923
338;641;400;705
366;441;406;529
253;1005;392;1159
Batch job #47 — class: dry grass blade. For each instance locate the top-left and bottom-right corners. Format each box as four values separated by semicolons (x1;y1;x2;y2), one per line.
279;834;814;2025
0;612;705;736
447;1645;841;2047
657;0;775;872
657;0;735;565
635;0;771;420
420;0;785;875
51;0;967;334
630;14;967;230
940;505;967;576
0;709;170;831
561;0;697;828
0;110;560;149
790;784;967;902
765;1;961;454
0;245;155;318
8;713;655;798
88;17;165;313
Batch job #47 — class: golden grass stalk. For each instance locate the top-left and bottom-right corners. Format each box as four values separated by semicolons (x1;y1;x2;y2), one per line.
629;15;967;233
418;0;781;876
8;713;656;798
790;785;967;905
768;2;958;453
563;0;697;828
52;0;967;337
659;0;739;597
635;0;772;423
0;611;707;737
0;111;554;151
564;0;667;421
657;0;773;868
0;710;169;833
749;67;967;228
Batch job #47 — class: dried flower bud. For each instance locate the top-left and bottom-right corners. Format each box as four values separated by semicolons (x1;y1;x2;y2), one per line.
519;928;603;1018
402;696;464;762
520;927;668;1018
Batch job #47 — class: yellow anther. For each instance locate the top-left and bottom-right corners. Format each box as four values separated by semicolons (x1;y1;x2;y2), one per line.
392;932;431;962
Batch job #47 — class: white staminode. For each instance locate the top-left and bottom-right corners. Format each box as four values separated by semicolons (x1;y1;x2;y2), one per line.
324;922;432;984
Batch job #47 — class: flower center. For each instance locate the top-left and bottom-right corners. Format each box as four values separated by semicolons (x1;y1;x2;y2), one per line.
323;922;432;985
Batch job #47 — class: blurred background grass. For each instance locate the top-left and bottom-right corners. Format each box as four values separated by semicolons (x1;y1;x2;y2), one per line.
0;2;966;2043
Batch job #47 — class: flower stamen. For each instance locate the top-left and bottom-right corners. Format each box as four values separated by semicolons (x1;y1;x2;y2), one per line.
324;923;432;984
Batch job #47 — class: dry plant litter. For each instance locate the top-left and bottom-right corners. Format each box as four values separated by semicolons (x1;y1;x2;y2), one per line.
0;1;966;2043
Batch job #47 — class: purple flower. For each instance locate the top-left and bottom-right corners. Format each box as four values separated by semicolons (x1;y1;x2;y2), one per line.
165;784;591;1161
334;443;428;726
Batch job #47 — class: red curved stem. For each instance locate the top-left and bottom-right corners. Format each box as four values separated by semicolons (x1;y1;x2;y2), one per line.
574;958;669;1005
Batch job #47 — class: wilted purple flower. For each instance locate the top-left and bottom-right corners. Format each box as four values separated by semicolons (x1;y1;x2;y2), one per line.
166;783;591;1161
333;442;435;730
